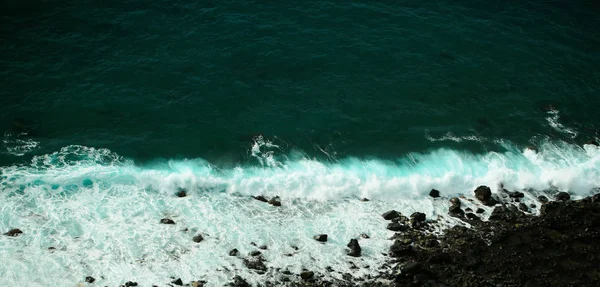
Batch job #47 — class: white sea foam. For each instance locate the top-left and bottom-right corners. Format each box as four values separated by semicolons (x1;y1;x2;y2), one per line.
1;141;600;286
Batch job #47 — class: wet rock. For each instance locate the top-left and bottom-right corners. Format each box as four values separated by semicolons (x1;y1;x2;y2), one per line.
85;276;95;283
410;212;426;224
530;204;537;209
429;189;440;198
160;218;175;224
387;222;409;232
555;192;570;201
268;196;281;206
504;189;525;198
176;188;187;197
171;278;183;286
243;255;267;271
193;234;204;243
124;282;138;287
347;239;362;257
476;208;485;213
281;270;292;275
229;248;239;256
249;250;262;257
259;245;267;250
191;281;206;287
314;234;328;242
253;195;268;202
300;271;314;280
4;228;23;237
232;276;250;287
398;261;421;275
465;213;479;220
465;207;473;212
360;198;370;202
449;197;463;216
382;210;401;220
474;185;497;206
390;240;413;257
519;203;529;212
538;195;549;203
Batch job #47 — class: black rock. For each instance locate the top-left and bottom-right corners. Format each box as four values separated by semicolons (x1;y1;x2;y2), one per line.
249;250;262;257
538;195;549;203
160;218;175;224
347;239;362;257
243;256;267;271
232;276;250;287
382;210;401;220
300;271;314;280
176;188;187;197
504;189;525;198
390;240;413;257
519;203;529;212
555;192;570;201
125;282;138;287
410;212;426;223
229;248;239;256
465;207;473;212
465;213;479;220
314;234;328;242
398;261;421;275
282;270;292;275
476;208;485;214
259;245;267;250
253;195;268;202
268;197;281;206
171;278;183;286
193;234;204;243
4;228;23;237
429;189;440;198
360;198;370;202
85;276;95;283
474;185;497;206
387;222;409;232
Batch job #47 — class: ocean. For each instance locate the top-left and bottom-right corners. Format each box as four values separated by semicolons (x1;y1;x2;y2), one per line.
1;0;600;286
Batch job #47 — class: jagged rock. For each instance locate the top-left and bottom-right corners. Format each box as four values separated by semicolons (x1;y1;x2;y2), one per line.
429;189;440;198
4;228;23;237
171;278;183;286
249;250;262;257
474;185;497;206
519;203;529;212
555;192;570;201
232;276;250;287
85;276;95;283
449;197;464;216
410;212;426;223
176;188;187;197
253;195;268;202
476;208;485;214
382;210;401;220
229;248;239;256
387;222;409;232
124;282;138;287
465;213;479;220
300;271;314;280
390;240;413;257
347;239;362;257
160;218;175;224
314;234;328;242
268;196;281;206
538;195;549;203
504;189;525;198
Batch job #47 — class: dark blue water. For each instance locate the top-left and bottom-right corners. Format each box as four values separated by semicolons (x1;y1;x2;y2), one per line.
2;0;600;165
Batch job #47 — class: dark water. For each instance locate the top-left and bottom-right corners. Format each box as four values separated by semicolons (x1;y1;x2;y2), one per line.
2;0;600;165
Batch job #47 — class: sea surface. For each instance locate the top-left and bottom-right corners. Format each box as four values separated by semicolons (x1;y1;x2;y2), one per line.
1;0;600;286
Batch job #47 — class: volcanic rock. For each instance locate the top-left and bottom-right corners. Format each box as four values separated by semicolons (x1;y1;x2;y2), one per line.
382;210;400;220
347;239;362;257
429;189;440;198
160;218;175;224
314;234;328;242
4;228;23;237
555;192;570;201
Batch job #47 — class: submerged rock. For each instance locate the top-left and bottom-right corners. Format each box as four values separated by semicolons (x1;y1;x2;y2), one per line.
4;228;23;237
429;189;440;198
268;197;281;206
160;218;175;224
449;197;463;216
538;195;549;203
314;234;328;242
171;278;183;286
229;248;239;256
360;198;370;202
410;212;427;228
382;210;400;220
347;239;362;257
176;188;187;197
253;195;268;202
504;189;525;198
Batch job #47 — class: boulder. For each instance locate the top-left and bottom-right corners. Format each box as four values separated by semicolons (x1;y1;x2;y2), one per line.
476;208;485;214
449;197;463;215
410;212;426;223
232;276;250;287
555;192;570;201
387;222;409;232
85;276;95;283
360;198;370;202
390;240;413;257
347;239;362;257
249;250;262;257
314;234;328;242
4;228;23;237
474;185;497;206
382;210;401;220
243;255;267;271
171;278;183;286
429;189;440;198
519;203;529;212
124;282;138;287
229;248;239;256
268;197;281;206
176;188;187;197
160;218;175;224
259;245;267;250
538;195;549;203
504;190;525;198
193;234;204;243
300;271;314;280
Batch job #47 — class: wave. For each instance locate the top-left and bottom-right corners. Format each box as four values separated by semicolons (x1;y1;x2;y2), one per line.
1;139;599;286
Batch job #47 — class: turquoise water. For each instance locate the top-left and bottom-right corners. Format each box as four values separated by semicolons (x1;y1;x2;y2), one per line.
1;1;600;286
